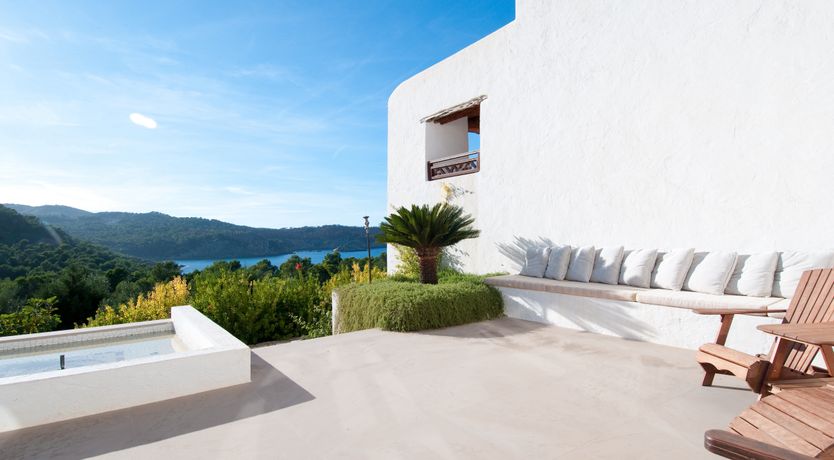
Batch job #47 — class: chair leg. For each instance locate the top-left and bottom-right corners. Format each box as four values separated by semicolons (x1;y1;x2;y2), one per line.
702;370;716;386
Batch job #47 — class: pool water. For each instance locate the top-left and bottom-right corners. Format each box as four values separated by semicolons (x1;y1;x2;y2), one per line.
0;334;183;378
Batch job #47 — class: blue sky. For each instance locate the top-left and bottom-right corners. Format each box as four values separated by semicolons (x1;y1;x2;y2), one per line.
0;0;513;228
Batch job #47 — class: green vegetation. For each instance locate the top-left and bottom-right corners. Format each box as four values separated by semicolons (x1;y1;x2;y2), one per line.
2;201;498;344
0;297;60;336
86;260;387;345
0;204;388;341
6;203;384;260
0;205;181;330
336;274;503;333
377;203;479;284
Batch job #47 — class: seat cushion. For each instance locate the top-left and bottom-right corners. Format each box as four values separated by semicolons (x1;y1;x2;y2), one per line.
651;248;694;290
619;249;658;288
725;252;778;297
636;289;782;310
544;244;572;281
590;246;625;285
683;251;739;295
565;245;595;282
519;246;551;278
485;275;642;301
772;251;834;298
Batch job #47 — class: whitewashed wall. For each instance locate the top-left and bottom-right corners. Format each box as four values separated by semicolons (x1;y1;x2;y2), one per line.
387;0;834;275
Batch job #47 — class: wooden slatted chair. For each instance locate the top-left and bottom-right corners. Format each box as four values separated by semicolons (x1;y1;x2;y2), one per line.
696;269;834;393
704;385;834;460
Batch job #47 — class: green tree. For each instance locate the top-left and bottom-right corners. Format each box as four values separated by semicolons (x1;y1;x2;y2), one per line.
377;204;479;284
322;250;342;275
0;297;60;336
53;265;108;328
245;259;278;280
279;255;313;278
148;261;182;284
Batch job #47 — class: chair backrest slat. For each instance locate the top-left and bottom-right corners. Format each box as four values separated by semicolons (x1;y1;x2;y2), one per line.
778;269;834;374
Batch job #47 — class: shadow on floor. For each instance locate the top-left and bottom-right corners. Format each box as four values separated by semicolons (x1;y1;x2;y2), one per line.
0;352;314;460
417;316;550;339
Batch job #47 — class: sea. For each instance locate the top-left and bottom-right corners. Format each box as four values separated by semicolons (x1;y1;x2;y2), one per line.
176;247;386;274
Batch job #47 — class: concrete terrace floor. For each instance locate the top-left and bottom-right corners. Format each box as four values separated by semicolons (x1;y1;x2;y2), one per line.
0;318;753;459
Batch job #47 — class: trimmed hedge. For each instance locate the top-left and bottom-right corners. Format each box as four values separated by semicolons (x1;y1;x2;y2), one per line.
336;279;504;332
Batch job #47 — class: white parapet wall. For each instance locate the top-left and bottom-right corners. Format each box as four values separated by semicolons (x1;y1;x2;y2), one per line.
0;305;250;433
499;288;780;354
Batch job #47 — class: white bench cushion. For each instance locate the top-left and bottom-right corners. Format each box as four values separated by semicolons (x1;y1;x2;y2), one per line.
683;251;739;295
590;246;625;285
635;289;782;310
519;247;551;278
565;245;596;282
651;248;694;290
544;244;572;280
725;252;779;297
485;275;641;302
772;251;834;298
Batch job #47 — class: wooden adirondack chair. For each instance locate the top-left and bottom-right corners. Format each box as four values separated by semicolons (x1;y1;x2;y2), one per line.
695;269;834;393
704;384;834;459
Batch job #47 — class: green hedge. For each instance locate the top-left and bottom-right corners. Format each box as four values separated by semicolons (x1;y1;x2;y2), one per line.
336;279;503;333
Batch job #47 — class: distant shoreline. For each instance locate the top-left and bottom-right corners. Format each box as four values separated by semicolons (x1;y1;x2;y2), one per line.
176;247;386;273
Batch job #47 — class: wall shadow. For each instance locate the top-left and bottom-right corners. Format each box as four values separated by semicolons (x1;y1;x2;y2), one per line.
496;236;555;270
502;289;655;343
0;352;314;460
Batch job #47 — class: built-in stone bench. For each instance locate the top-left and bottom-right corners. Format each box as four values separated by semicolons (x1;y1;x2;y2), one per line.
485;275;784;353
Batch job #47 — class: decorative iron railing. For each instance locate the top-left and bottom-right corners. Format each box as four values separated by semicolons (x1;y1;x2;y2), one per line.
427;150;480;181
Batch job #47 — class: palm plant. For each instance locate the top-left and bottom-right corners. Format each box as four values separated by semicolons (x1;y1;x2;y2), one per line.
377;203;479;284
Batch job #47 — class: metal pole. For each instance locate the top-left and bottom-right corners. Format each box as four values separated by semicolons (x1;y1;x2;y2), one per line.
363;216;372;284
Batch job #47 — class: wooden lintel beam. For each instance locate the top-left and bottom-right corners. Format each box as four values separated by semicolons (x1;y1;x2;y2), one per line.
435;105;480;125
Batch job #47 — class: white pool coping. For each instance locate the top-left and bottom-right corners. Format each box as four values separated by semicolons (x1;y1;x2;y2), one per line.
0;305;251;433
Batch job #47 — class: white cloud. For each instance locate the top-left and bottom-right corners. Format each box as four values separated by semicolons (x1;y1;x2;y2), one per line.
129;112;158;129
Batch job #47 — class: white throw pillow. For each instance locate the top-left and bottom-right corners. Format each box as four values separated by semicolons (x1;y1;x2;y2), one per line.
684;252;739;295
544;244;572;280
618;249;658;288
650;248;694;290
725;252;778;297
590;246;625;285
565;246;596;282
772;251;834;298
519;247;551;278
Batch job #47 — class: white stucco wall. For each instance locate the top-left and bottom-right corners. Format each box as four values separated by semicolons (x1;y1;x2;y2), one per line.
387;0;834;275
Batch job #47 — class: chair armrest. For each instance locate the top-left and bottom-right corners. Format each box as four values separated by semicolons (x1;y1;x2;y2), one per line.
693;308;786;316
704;429;815;460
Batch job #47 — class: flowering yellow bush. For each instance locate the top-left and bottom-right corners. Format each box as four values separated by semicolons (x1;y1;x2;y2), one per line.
324;261;387;290
86;276;189;327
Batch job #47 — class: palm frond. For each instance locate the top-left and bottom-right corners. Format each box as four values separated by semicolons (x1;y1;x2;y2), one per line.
377;203;480;250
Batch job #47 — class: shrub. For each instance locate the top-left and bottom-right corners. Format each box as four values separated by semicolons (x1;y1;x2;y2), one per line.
336;279;503;333
189;268;327;345
297;262;390;338
190;269;278;345
0;297;60;336
86;276;189;327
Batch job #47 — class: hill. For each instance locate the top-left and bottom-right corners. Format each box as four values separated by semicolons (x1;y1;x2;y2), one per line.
0;205;62;245
5;204;383;260
0;205;174;328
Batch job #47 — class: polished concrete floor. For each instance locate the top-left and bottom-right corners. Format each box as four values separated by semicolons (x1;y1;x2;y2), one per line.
0;317;753;459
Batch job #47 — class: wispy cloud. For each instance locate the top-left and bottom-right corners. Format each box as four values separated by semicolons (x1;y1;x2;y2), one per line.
129;113;158;129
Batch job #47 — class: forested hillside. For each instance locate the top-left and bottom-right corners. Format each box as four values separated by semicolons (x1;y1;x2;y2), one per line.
6;204;383;260
0;205;179;328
